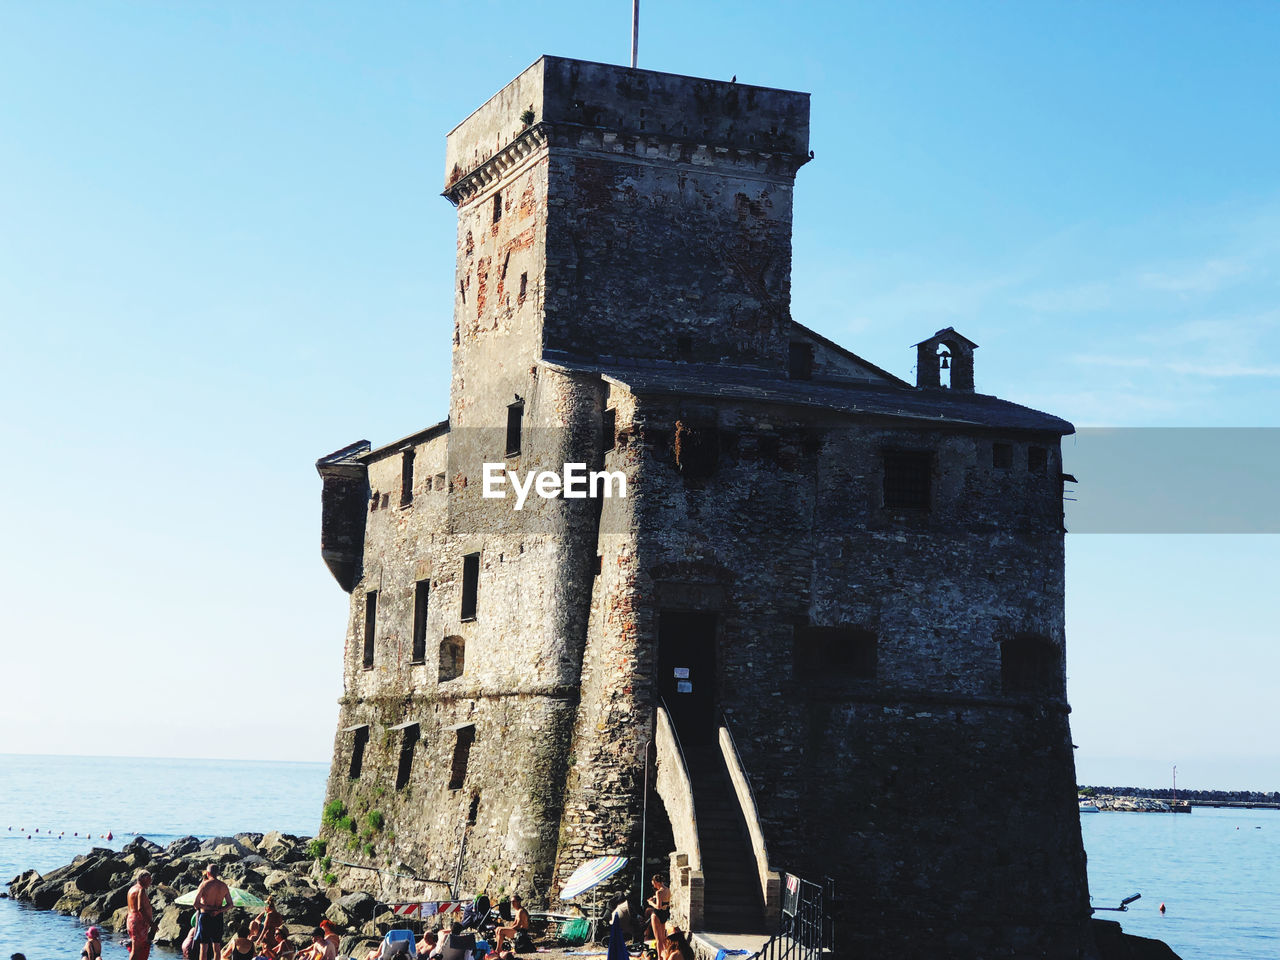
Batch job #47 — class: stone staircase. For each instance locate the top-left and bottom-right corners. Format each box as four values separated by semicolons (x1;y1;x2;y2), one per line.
683;743;767;933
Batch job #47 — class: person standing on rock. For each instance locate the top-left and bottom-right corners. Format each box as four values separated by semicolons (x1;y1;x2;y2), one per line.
127;870;155;960
193;863;235;960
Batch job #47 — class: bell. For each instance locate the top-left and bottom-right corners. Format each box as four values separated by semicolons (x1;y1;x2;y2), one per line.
940;354;950;370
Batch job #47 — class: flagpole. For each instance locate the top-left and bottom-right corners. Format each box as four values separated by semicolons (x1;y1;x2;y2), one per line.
630;0;639;69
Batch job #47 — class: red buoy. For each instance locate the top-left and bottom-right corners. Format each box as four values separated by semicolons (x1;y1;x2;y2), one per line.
1159;903;1166;914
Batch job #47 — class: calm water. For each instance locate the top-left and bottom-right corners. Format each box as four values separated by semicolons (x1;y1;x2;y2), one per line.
2;755;1276;959
0;754;328;960
1080;805;1280;959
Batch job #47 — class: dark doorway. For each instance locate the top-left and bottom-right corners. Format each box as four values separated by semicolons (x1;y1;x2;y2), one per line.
657;611;718;743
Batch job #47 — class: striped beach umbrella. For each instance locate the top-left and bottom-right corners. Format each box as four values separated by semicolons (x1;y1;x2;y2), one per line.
560;855;629;900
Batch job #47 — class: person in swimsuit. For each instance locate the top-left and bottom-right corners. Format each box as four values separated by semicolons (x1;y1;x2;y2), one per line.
127;870;155;960
82;927;103;960
224;922;257;960
256;897;283;946
644;875;671;924
193;863;235;960
318;919;341;955
493;894;529;954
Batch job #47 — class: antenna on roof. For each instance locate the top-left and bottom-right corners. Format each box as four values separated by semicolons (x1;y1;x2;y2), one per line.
630;0;639;69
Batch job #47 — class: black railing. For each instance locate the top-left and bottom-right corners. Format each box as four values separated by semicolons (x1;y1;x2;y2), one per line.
756;873;834;960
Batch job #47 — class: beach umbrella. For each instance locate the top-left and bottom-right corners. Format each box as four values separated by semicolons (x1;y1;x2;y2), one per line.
561;855;629;900
174;887;266;910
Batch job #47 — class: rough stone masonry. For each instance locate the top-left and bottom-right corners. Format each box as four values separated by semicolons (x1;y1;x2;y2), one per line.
314;55;1097;959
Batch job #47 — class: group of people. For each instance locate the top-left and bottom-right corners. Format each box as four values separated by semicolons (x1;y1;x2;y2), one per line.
60;866;691;960
370;893;532;960
608;874;692;960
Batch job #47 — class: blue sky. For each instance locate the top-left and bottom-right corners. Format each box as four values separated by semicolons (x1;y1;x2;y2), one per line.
1;1;1277;788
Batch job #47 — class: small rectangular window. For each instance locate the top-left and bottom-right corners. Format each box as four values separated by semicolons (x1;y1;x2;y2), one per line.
506;402;524;457
993;443;1013;469
788;342;814;380
395;724;419;790
411;580;429;664
434;473;446;491
492;192;502;223
400;449;415;506
363;591;377;669
1028;445;1048;475
349;726;369;779
883;452;931;509
461;553;480;621
602;408;616;452
449;724;476;790
518;272;528;301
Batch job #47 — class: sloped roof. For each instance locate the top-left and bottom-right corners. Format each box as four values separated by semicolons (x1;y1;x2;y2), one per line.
542;354;1072;434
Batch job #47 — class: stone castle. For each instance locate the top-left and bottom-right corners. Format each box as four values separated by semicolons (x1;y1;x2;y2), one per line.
315;56;1095;958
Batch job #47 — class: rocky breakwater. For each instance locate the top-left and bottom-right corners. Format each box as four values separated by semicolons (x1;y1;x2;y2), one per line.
1094;795;1191;813
6;833;390;956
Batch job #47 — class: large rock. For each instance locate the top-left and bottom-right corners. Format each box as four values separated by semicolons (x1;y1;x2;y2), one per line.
165;836;202;858
108;905;131;933
324;902;352;928
338;891;376;915
30;879;66;911
263;870;293;890
201;836;253;857
154;903;193;944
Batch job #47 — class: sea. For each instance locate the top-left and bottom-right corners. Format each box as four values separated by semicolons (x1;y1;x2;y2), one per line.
2;755;1277;960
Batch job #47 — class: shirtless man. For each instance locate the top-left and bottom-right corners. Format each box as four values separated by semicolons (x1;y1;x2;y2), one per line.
493;894;530;954
193;863;235;960
127;870;155;960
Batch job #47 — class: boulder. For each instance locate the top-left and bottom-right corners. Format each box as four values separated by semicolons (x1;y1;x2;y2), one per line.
324;902;351;928
165;836;202;858
338;891;376;916
108;904;131;933
154;903;193;944
263;870;292;890
101;882;132;914
8;868;40;899
201;836;253;857
53;891;87;915
30;878;66;910
235;832;265;848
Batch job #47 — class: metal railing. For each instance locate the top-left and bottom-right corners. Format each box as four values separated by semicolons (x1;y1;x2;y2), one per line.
755;873;834;960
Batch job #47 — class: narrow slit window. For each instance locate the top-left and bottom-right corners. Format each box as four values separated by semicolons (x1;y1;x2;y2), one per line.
349;726;369;780
602;407;616;452
363;591;377;669
492;192;502;223
411;580;430;664
449;724;476;790
467;793;481;825
400;449;415;506
395;724;419;790
461;553;480;621
519;272;528;301
506;402;524;457
882;452;932;510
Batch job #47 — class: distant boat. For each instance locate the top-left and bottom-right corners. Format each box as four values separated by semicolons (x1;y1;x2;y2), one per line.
1079;799;1100;813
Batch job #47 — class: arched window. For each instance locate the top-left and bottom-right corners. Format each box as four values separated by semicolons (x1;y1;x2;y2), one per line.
1001;634;1060;696
439;636;465;682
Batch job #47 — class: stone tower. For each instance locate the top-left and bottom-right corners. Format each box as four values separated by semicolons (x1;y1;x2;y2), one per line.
316;56;1098;959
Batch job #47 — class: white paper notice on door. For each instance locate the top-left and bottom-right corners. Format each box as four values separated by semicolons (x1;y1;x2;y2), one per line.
677;680;693;693
673;667;690;679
